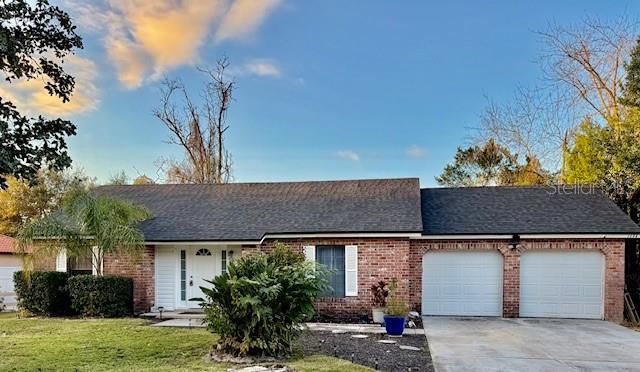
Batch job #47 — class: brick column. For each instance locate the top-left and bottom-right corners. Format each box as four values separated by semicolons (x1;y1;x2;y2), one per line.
602;240;625;323
502;248;520;318
103;245;155;313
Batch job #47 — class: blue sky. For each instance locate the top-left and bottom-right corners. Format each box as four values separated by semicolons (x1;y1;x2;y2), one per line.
15;1;640;186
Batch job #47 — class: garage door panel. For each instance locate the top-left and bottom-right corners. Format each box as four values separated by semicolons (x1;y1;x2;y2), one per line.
0;266;20;311
583;286;602;298
520;251;603;319
422;251;503;316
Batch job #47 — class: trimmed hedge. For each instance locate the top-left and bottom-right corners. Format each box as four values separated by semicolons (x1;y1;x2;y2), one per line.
13;271;72;316
68;275;133;317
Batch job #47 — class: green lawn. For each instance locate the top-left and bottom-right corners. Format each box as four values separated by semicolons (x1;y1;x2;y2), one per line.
0;312;370;371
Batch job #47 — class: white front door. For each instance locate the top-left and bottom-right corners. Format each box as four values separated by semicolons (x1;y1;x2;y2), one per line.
422;251;503;316
188;247;217;307
520;250;604;319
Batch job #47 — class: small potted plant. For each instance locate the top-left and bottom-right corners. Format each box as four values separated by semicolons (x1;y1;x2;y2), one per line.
370;280;389;324
383;279;409;337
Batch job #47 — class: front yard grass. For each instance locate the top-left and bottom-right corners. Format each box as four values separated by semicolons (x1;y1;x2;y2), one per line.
0;312;370;371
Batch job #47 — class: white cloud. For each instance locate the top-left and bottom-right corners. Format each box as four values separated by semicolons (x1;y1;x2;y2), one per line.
245;59;281;76
406;145;426;158
0;54;100;117
230;59;281;77
336;150;360;162
67;0;283;89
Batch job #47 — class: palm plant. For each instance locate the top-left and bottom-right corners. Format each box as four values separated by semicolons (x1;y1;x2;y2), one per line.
17;188;151;275
197;243;329;357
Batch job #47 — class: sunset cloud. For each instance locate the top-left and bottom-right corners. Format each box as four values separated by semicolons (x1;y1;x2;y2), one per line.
67;0;283;89
336;150;360;162
215;0;282;42
0;55;99;117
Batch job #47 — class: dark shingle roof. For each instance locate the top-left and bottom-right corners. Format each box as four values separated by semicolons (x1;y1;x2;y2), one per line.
421;186;640;235
94;178;423;241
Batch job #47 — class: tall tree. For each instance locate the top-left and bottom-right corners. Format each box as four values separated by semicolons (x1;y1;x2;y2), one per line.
566;111;640;223
0;169;90;236
106;171;129;185
0;0;83;189
479;87;576;178
621;36;640;109
154;57;234;184
436;139;553;187
538;17;633;123
17;188;151;275
132;175;155;185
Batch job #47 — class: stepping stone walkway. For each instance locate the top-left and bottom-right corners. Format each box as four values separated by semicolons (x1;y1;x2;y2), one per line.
398;345;421;351
351;334;369;339
229;366;289;372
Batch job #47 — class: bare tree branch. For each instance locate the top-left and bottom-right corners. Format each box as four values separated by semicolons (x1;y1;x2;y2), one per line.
478;86;577;174
537;16;634;123
153;58;234;184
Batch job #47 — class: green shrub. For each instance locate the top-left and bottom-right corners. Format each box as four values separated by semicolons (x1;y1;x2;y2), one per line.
384;279;409;317
197;243;328;357
68;275;133;317
13;271;72;316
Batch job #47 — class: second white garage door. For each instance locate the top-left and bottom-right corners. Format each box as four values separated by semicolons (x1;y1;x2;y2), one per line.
422;251;503;316
520;250;604;319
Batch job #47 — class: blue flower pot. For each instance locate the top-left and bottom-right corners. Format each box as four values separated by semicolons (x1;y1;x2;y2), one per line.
383;315;406;336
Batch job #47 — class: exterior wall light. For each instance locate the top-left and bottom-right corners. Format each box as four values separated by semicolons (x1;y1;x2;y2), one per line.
508;234;521;250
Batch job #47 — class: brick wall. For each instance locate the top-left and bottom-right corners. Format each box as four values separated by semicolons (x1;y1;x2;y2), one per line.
254;238;412;320
409;239;625;322
103;246;155;313
120;238;625;321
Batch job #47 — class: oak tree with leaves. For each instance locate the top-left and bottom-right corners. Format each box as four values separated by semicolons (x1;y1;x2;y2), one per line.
0;0;83;189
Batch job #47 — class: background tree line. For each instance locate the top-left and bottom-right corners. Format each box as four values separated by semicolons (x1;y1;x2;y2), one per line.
438;16;640;225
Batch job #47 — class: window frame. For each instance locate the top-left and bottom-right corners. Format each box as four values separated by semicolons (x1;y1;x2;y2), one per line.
315;245;346;298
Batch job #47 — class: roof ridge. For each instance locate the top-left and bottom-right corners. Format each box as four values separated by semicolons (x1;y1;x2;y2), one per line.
421;184;601;191
94;177;420;189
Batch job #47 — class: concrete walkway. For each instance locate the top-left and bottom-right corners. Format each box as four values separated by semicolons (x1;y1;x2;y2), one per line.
151;318;206;328
424;317;640;372
152;319;426;335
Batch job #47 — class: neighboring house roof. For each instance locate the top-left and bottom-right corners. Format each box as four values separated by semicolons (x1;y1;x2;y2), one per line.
94;178;423;242
0;235;15;253
421;186;640;235
0;234;30;254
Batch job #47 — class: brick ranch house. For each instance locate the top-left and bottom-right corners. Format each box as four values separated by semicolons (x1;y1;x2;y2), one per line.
54;178;640;323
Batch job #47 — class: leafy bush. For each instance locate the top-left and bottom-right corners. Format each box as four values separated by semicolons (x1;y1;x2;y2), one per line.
197;243;328;357
68;275;133;317
370;280;389;308
13;271;72;316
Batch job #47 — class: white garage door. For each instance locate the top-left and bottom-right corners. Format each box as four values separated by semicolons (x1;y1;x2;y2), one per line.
0;266;20;310
422;251;503;316
520;250;604;319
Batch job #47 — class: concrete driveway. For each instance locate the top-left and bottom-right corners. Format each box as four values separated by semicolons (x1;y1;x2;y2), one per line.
423;317;640;372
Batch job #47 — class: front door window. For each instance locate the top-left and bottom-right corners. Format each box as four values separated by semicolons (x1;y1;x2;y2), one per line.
180;250;187;302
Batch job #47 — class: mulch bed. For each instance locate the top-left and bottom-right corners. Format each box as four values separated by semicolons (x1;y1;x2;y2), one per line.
295;331;434;371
